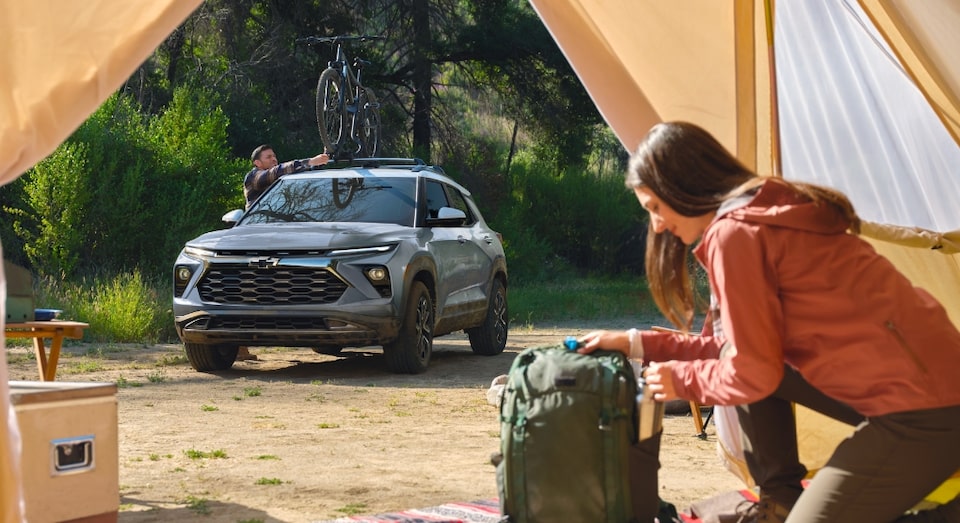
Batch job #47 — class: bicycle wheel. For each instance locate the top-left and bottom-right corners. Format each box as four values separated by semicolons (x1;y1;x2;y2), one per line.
357;87;381;157
316;68;347;154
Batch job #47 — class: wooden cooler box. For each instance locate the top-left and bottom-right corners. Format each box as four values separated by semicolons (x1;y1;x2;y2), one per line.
9;381;119;523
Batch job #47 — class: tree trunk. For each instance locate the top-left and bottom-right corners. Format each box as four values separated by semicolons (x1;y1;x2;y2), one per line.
411;0;432;161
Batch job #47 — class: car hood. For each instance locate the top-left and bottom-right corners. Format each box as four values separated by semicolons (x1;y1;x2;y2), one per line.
184;222;413;251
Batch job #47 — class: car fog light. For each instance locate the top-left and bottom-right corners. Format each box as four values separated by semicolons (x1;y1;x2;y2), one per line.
176;266;192;282
366;267;387;281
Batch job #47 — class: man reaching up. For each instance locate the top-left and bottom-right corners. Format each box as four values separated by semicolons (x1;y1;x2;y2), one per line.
244;144;330;208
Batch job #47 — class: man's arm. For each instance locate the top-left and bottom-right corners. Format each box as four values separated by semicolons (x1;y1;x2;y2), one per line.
244;153;330;205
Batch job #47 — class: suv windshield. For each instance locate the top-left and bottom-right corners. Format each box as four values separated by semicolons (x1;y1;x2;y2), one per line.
243;176;417;226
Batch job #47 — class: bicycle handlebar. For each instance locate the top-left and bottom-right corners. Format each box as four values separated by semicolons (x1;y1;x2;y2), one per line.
297;35;386;45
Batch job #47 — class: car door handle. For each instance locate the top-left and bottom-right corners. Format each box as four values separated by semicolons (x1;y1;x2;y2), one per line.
457;235;468;244
482;235;493;244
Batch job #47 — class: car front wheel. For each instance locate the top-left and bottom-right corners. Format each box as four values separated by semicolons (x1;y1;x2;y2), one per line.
467;278;508;355
185;343;239;372
384;281;434;374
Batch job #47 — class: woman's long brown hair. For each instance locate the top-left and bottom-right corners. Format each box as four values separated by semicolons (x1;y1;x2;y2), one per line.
626;122;859;330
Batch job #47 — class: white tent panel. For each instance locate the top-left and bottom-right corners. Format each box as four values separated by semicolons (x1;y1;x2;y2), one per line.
777;1;960;231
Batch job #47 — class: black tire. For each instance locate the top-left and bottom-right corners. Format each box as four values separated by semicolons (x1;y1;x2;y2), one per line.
357;88;381;157
384;281;434;374
316;68;346;154
184;343;239;372
467;278;508;355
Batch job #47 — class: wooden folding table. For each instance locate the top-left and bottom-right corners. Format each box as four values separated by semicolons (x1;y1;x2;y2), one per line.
4;321;89;381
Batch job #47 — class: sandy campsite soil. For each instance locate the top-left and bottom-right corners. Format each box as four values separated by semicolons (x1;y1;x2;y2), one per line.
5;322;743;523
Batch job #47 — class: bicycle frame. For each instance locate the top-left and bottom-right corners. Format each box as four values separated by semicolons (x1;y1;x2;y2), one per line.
328;41;364;137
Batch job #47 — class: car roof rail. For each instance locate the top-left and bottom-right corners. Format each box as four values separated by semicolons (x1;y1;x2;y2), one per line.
339;157;427;169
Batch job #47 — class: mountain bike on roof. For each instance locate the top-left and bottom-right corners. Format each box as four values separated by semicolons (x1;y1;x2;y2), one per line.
297;35;384;159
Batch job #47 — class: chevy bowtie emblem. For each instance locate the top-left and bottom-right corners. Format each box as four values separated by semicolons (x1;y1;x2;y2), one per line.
249;257;280;268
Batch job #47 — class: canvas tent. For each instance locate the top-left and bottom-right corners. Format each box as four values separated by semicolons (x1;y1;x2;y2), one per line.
527;0;960;504
0;1;202;519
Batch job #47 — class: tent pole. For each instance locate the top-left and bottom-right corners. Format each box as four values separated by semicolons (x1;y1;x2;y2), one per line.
766;0;783;177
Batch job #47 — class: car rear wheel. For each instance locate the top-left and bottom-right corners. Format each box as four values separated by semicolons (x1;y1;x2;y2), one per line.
467;278;508;355
185;343;239;372
384;281;433;374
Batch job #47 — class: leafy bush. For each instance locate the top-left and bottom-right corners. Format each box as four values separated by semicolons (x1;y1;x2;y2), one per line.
499;152;645;280
10;87;243;279
34;270;175;343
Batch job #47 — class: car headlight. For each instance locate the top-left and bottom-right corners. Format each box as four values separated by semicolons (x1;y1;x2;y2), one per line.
183;246;215;259
364;266;391;297
173;264;195;297
328;245;394;257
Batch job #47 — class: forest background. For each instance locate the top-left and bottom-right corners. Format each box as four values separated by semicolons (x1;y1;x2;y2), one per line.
0;1;659;343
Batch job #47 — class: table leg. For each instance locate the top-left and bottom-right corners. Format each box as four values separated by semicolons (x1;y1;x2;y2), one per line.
45;334;64;381
691;401;704;435
32;337;49;382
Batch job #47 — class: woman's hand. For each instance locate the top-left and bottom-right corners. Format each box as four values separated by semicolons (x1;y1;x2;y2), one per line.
576;330;630;355
643;361;678;401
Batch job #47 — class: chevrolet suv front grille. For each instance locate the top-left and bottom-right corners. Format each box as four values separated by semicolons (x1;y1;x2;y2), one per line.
198;266;347;304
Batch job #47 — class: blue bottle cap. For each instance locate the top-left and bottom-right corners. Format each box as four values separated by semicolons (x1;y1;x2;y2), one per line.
563;336;580;351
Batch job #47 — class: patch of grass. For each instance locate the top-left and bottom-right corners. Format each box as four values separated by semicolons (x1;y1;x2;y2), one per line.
183;495;210;515
244;386;262;397
4;352;34;365
305;392;324;402
255;477;284;485
200;404;219;412
510;276;661;326
184;449;227;460
335;503;368;516
64;360;104;374
156;353;188;366
317;422;340;429
256;455;280;460
146;370;166;383
83;346;105;358
238;519;265;523
115;376;140;388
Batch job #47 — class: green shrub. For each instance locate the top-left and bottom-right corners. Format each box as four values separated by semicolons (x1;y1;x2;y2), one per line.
510;276;660;326
34;270;175;343
12;88;244;280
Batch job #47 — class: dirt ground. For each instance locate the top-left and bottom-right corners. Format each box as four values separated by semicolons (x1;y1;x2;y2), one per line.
5;322;743;522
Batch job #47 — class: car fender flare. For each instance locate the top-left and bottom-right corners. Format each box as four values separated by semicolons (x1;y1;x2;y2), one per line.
401;254;438;313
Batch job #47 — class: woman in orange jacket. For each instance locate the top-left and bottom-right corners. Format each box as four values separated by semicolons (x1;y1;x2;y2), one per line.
580;121;960;522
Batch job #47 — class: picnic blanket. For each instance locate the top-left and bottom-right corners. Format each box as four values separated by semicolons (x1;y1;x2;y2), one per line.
316;499;504;523
314;497;707;523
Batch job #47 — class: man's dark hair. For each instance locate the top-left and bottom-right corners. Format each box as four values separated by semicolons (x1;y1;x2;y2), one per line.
251;144;273;163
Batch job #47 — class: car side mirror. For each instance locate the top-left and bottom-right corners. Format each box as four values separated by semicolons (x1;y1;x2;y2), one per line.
222;209;244;225
426;206;467;226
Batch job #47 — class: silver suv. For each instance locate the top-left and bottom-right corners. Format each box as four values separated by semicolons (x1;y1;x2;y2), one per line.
172;158;508;373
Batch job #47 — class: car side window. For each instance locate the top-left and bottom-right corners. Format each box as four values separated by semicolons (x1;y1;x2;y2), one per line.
443;187;476;225
425;180;448;219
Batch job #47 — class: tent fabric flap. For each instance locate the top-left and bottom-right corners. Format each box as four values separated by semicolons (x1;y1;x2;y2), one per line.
1;1;202;519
